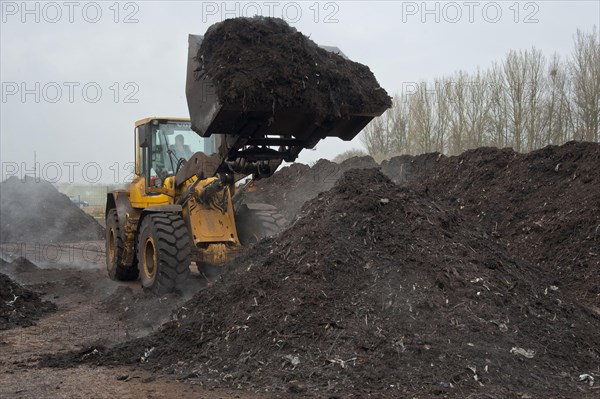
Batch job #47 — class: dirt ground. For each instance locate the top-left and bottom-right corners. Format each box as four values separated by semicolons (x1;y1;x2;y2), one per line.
0;244;290;399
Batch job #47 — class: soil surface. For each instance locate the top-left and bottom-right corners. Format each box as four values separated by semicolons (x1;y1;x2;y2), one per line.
0;248;275;398
250;142;600;309
0;176;104;243
198;17;391;116
382;141;600;308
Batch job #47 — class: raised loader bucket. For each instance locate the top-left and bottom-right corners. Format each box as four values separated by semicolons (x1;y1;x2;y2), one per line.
186;28;390;163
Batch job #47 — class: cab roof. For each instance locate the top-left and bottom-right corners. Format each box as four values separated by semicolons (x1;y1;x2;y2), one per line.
135;117;191;127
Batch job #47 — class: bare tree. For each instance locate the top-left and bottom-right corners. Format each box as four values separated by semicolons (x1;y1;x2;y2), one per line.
465;69;493;148
503;50;529;151
407;81;437;154
433;77;451;153
570;28;600;142
488;62;510;148
523;48;546;150
360;112;391;158
446;72;467;154
388;94;410;155
545;54;574;145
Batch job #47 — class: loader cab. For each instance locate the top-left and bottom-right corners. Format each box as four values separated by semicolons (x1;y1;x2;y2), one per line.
135;118;217;191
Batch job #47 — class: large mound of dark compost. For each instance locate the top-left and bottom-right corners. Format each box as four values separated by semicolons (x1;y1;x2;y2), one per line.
0;176;104;243
42;169;600;398
382;141;600;307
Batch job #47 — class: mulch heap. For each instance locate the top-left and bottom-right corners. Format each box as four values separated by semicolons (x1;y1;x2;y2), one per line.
382;141;600;308
1;266;57;330
1;256;39;274
248;141;599;308
246;156;378;221
197;17;391;116
44;169;600;397
0;176;104;243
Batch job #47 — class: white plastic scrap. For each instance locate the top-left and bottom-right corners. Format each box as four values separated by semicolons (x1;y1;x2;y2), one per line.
579;374;595;386
544;285;560;295
467;365;483;386
82;348;99;359
5;295;19;306
283;354;300;367
141;347;155;363
510;347;535;358
327;357;357;369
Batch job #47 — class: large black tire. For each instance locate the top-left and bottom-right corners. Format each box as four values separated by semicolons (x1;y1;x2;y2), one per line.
236;204;287;246
137;213;191;294
106;209;139;281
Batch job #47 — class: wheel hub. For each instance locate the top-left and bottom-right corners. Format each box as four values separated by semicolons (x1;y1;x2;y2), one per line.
143;237;157;279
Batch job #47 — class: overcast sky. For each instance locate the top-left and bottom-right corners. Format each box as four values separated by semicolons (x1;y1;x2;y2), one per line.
1;1;599;183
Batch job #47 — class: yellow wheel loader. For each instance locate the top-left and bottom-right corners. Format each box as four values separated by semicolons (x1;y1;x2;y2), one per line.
105;34;389;294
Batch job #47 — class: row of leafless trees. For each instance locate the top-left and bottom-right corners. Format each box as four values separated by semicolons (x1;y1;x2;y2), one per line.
362;29;600;158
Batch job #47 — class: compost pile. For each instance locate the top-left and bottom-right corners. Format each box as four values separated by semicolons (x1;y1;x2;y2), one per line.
0;176;104;243
197;17;391;116
1;267;57;330
1;256;39;274
382;141;600;306
247;156;378;221
249;142;599;307
46;169;599;397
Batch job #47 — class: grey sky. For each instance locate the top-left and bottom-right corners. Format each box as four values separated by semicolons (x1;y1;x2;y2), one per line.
1;1;599;183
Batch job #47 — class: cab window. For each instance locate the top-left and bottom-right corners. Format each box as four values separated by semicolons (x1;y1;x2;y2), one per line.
147;121;217;186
